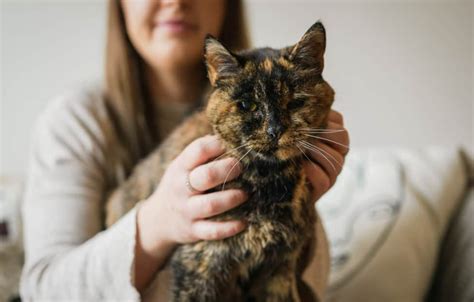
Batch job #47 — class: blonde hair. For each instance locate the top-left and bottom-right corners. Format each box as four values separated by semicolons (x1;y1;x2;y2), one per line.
104;0;250;163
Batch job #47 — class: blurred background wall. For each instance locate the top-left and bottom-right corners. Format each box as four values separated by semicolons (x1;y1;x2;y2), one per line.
1;0;472;178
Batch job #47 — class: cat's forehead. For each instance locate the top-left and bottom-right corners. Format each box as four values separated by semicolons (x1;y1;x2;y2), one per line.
230;48;295;98
238;47;294;74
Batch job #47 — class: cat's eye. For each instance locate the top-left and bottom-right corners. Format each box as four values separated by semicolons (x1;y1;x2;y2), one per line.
238;101;258;112
287;99;305;110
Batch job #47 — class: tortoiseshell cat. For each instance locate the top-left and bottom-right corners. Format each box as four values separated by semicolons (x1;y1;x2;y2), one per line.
106;21;334;301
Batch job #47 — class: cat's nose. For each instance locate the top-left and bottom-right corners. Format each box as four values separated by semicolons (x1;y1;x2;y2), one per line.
267;125;284;141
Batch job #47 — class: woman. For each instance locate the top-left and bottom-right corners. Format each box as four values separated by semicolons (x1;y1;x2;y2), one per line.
20;0;349;300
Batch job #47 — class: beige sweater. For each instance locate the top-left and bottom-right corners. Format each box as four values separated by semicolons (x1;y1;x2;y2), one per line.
20;84;329;301
20;84;195;301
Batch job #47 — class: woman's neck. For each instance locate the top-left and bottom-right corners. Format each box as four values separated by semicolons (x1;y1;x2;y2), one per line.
147;64;207;106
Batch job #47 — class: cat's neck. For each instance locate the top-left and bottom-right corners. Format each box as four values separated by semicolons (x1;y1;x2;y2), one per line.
234;154;304;214
239;153;303;192
242;155;297;177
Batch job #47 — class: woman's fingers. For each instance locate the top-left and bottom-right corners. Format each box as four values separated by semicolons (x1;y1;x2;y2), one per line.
302;160;330;201
188;157;242;192
186;189;247;219
302;140;343;186
305;120;349;155
191;219;247;241
300;110;349;202
328;109;344;125
319;110;350;155
177;135;225;170
305;140;344;179
313;121;350;155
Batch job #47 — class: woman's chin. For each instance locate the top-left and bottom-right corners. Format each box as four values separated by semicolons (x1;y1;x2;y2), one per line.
149;42;202;69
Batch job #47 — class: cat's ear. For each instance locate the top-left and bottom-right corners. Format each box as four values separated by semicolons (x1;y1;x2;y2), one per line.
289;21;326;74
204;35;240;86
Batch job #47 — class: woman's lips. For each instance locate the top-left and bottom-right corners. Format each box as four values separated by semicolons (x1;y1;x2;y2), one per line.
155;20;198;34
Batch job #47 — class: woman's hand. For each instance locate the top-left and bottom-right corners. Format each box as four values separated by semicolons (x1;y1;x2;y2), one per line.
138;135;248;257
302;109;350;201
134;135;247;291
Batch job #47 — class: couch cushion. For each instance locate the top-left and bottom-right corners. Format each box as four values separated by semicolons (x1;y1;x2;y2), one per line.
317;147;468;302
426;151;473;302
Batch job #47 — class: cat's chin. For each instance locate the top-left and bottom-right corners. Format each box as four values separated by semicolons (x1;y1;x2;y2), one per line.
250;146;300;164
251;150;278;162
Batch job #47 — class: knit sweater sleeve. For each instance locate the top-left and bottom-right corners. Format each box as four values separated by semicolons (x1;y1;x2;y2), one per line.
20;87;141;301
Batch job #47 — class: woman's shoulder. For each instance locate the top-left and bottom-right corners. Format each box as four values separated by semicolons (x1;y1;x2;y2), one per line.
32;81;121;168
37;81;108;128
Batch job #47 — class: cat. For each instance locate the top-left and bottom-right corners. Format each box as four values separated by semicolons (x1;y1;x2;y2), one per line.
106;21;334;302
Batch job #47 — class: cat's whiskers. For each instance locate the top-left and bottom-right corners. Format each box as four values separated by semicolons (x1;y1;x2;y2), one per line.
299;141;337;172
299;140;343;169
302;133;350;149
210;142;251;164
296;143;320;173
221;147;252;191
294;92;319;99
299;128;346;134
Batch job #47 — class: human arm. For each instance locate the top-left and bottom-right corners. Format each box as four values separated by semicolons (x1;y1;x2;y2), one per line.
20;95;143;300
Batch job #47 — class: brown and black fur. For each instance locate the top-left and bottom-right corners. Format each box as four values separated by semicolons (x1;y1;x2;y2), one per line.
106;21;334;301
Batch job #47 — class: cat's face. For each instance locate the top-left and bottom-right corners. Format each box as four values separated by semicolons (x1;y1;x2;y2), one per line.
205;22;334;162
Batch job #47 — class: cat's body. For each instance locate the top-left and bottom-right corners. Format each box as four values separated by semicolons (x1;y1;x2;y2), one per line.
106;22;334;301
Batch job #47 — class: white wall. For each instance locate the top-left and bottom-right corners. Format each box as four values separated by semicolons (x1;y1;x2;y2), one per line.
1;1;106;177
1;0;472;177
246;1;473;150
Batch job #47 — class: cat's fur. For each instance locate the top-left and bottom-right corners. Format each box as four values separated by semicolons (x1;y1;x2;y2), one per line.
106;21;334;301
